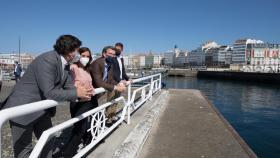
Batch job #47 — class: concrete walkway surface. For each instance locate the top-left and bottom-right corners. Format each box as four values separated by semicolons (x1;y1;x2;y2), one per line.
138;89;256;158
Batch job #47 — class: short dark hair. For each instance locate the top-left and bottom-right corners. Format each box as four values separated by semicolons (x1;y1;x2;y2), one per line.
78;47;93;72
53;35;82;55
102;46;115;56
115;42;124;49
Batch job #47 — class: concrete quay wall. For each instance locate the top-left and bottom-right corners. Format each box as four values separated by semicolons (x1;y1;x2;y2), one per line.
198;71;280;84
167;69;197;77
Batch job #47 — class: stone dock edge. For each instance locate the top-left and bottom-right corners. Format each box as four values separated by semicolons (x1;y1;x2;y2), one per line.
112;90;169;158
200;91;258;158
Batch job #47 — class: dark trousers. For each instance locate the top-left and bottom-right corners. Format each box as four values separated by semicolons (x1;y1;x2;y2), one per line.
106;90;121;122
62;98;98;157
10;114;54;158
15;75;21;83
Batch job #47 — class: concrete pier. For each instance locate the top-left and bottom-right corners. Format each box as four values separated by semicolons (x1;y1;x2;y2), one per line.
138;89;256;158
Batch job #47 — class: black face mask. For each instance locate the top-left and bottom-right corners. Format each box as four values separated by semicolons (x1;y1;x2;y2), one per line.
105;56;114;63
116;51;121;56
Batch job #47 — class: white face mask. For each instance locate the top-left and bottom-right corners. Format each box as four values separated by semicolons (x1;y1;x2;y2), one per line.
79;57;90;67
69;52;80;64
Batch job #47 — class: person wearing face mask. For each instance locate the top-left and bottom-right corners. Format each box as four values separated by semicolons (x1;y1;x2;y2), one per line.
1;35;93;158
113;42;133;85
89;46;126;125
58;47;97;157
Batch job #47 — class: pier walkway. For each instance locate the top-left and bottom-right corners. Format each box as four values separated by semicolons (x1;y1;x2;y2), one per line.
138;89;256;158
88;89;256;158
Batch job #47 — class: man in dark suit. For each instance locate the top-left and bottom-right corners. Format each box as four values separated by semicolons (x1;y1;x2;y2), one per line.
113;42;132;85
89;46;126;124
2;35;93;158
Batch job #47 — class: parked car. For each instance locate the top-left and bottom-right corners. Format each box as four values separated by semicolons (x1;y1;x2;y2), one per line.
2;71;11;81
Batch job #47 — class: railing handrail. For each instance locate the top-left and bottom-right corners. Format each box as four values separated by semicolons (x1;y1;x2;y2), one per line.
0;88;105;123
132;73;160;83
0;73;162;158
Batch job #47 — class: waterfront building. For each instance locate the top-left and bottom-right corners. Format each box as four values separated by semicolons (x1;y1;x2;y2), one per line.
205;46;228;66
174;51;188;67
153;55;162;68
187;48;205;66
163;45;189;67
225;48;233;65
0;53;35;70
139;55;146;69
122;55;130;68
214;45;230;66
145;54;154;69
205;48;215;66
232;39;263;65
202;41;220;66
243;43;280;72
163;51;174;66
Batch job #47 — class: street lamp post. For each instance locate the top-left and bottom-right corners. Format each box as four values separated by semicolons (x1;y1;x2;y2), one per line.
18;36;21;63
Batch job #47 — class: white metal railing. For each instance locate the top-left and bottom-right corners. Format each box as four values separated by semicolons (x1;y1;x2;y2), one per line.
0;73;162;158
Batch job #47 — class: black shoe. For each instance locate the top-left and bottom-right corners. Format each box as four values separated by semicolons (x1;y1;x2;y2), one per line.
105;121;113;127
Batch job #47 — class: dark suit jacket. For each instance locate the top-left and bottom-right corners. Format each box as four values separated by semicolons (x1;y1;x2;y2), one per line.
112;57;129;83
2;51;77;125
14;64;22;76
89;57;118;92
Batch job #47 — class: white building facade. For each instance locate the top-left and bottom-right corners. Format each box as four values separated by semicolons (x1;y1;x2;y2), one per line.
243;43;280;72
0;53;35;70
187;48;205;66
163;51;174;66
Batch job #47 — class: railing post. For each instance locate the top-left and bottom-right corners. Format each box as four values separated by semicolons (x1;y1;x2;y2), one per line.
127;83;131;104
127;105;131;125
0;123;3;158
127;84;131;124
149;77;153;101
159;73;162;90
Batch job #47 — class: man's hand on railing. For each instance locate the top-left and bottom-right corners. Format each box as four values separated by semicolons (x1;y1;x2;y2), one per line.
77;86;93;101
115;83;126;92
119;79;133;86
125;79;133;86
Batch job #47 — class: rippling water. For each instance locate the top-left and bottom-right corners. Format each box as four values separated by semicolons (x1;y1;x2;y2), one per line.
163;76;280;158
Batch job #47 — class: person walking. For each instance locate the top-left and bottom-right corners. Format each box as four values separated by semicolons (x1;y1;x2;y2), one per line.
14;61;22;83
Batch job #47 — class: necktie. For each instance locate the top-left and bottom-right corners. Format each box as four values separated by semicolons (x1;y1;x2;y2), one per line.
103;64;109;81
64;64;70;71
62;64;70;80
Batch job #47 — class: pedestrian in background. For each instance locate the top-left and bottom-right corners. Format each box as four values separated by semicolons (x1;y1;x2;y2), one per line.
14;61;22;83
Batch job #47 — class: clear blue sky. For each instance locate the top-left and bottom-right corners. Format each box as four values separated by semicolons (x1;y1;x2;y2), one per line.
0;0;279;54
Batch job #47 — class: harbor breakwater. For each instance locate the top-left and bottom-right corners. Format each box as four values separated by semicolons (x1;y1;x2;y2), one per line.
197;71;280;84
